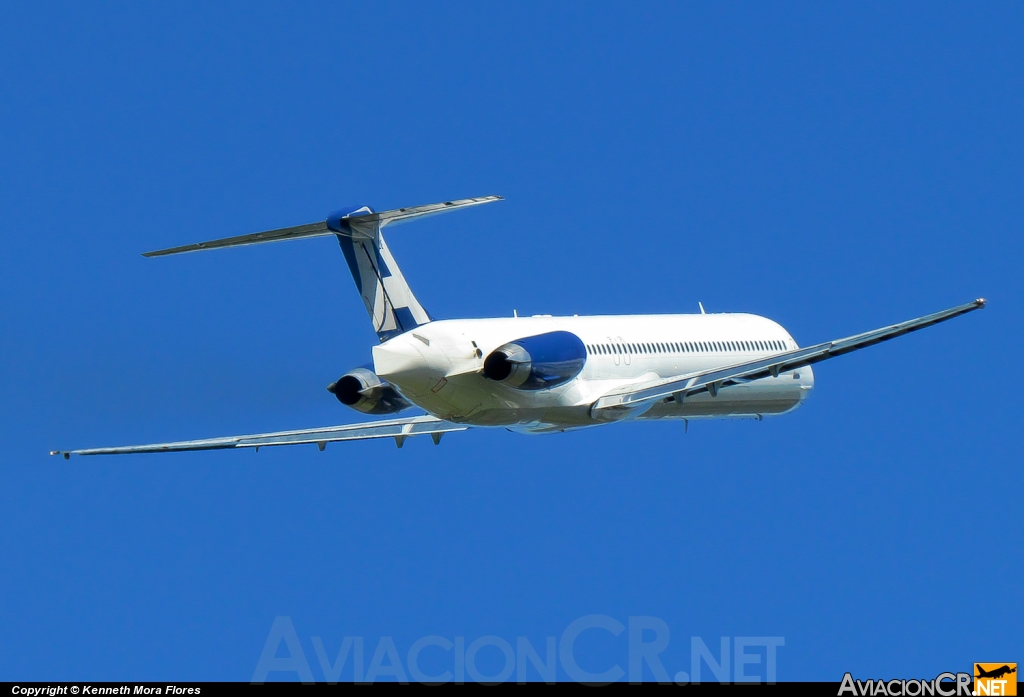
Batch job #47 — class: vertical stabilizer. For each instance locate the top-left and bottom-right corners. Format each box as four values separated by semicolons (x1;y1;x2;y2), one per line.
331;208;431;342
325;196;502;342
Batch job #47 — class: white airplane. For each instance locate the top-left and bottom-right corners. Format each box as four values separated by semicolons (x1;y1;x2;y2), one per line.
52;196;985;458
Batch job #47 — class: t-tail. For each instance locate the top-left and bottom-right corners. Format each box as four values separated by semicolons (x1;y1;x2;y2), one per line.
143;195;503;341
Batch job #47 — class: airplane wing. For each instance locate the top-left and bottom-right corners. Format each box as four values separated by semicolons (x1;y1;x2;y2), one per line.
592;298;986;413
50;414;468;458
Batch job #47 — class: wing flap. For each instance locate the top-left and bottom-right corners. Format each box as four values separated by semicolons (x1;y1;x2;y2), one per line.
593;298;986;411
51;415;468;457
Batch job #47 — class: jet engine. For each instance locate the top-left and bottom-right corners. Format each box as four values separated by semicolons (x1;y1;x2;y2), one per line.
327;367;412;414
482;331;587;390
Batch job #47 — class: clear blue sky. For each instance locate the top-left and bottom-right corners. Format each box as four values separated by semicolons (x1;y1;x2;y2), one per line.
1;2;1020;682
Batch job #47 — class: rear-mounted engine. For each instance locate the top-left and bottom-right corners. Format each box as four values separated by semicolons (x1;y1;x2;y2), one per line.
482;331;587;390
327;367;412;414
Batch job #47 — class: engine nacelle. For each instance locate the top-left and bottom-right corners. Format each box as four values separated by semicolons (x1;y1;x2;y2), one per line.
482;331;587;390
327;367;412;415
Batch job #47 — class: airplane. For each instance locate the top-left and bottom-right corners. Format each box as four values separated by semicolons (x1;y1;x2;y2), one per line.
975;665;1016;680
51;195;986;458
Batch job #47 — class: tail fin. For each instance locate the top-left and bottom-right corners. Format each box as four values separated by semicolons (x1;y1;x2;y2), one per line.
143;196;502;342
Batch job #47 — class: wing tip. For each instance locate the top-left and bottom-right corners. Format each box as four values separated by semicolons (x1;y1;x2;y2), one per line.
49;450;70;459
975;297;987;308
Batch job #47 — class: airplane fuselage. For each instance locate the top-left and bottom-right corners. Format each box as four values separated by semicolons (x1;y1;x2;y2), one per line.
372;313;815;433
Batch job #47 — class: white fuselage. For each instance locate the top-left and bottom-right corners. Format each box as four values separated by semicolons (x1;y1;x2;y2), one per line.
372;313;814;433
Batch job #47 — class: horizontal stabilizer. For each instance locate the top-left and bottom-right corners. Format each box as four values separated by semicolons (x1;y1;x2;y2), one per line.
142;195;502;257
142;221;331;257
348;195;502;229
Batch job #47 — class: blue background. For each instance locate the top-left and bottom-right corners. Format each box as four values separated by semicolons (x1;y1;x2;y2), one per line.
1;2;1020;682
